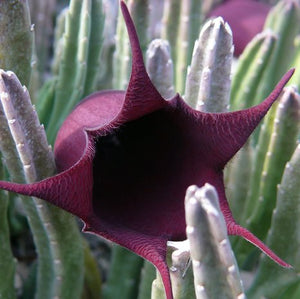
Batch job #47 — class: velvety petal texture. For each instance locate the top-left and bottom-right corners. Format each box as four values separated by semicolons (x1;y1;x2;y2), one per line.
209;0;271;56
0;2;294;299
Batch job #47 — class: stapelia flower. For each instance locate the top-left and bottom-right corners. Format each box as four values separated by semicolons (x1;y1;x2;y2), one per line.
0;2;294;299
208;0;271;56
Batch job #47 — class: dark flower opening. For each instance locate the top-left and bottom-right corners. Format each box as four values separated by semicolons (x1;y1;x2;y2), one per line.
93;103;194;240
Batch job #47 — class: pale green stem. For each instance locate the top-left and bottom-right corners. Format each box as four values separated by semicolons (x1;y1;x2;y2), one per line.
255;0;300;102
247;87;300;241
0;158;16;299
46;0;104;144
161;0;181;68
102;246;144;299
225;140;253;224
168;241;195;299
146;39;175;98
185;184;245;299
230;30;277;110
184;17;232;112
175;0;202;94
151;271;167;299
137;261;156;299
0;0;33;86
29;0;56;76
0;70;84;299
247;144;300;298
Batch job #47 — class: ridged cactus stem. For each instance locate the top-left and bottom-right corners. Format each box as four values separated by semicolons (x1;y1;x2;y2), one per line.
113;3;131;90
289;36;300;89
0;0;33;86
151;271;167;299
46;0;104;144
168;241;195;299
0;71;55;298
0;159;16;299
51;8;68;76
137;261;156;299
246;144;300;298
185;184;245;299
82;0;104;96
256;0;300;101
175;0;202;94
236;87;300;267
146;39;175;99
81;241;102;299
0;70;84;299
128;0;150;55
247;87;300;241
230;30;277;110
225;140;253;224
161;0;181;67
184;17;233;112
65;0;92;110
45;0;82;141
240;102;278;225
103;246;144;299
113;0;149;90
28;0;56;77
96;0;117;90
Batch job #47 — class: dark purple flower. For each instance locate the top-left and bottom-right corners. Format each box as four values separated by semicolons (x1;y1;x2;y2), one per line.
209;0;271;56
0;2;293;298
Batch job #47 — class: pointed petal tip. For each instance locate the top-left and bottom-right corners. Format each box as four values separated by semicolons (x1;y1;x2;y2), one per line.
254;68;295;114
278;68;295;91
285;68;295;81
270;68;295;99
229;224;292;269
0;180;32;196
120;1;130;22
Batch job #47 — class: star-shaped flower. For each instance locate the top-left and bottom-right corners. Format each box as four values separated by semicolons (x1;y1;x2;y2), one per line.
0;2;293;298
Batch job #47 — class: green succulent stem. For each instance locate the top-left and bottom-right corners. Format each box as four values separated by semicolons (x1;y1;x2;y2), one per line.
0;70;84;299
255;0;300;102
151;271;167;299
247;87;300;241
247;143;300;298
103;246;144;299
0;160;16;299
175;0;202;94
137;261;156;299
184;16;232;112
168;242;195;299
45;0;104;144
146;39;175;99
0;0;33;87
230;30;277;111
185;184;244;299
